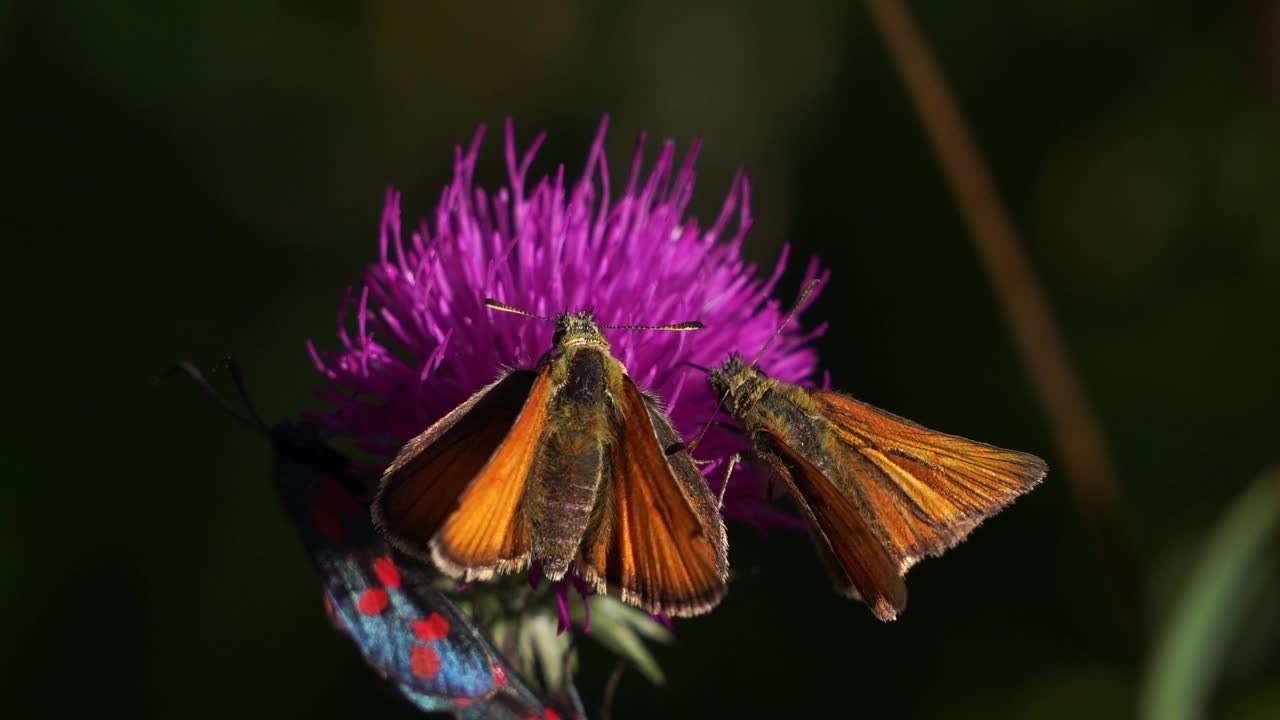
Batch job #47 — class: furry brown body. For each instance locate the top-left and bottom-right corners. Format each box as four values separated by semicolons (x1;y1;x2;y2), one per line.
526;341;616;578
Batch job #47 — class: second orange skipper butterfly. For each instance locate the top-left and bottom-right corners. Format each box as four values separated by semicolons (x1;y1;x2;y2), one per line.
374;300;728;617
701;281;1047;621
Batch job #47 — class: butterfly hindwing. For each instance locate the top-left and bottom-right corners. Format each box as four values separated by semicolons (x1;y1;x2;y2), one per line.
753;430;907;621
579;377;728;617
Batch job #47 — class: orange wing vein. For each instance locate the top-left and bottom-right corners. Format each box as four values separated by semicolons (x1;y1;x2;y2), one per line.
374;369;548;579
811;390;1047;571
580;379;728;617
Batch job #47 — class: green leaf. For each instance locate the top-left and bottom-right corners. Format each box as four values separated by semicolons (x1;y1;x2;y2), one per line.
580;596;674;685
1140;466;1280;720
526;612;572;694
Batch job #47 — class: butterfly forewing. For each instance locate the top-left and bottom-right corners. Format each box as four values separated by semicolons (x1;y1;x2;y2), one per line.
810;390;1046;570
580;379;729;617
375;370;544;578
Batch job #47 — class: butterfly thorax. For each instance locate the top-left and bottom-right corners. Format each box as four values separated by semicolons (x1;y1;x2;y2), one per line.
708;353;777;418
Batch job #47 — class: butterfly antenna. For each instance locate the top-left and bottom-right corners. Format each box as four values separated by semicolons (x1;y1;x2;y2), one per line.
747;277;821;371
683;383;725;455
599;319;704;332
160;360;268;434
483;298;554;323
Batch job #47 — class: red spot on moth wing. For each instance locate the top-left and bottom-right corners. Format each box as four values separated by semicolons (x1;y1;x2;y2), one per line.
373;556;401;588
412;612;450;641
545;711;562;720
411;644;441;679
309;500;345;541
455;699;472;708
356;588;389;615
492;664;508;686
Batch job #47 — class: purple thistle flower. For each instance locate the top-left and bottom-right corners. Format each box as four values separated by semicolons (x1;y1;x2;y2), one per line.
308;116;825;560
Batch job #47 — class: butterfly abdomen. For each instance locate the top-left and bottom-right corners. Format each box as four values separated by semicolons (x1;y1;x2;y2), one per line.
531;348;614;579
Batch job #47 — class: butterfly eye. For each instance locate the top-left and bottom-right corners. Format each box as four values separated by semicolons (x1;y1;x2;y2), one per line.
552;329;566;346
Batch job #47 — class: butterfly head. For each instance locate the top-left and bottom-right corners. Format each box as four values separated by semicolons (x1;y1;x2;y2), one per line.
552;311;610;351
708;353;774;417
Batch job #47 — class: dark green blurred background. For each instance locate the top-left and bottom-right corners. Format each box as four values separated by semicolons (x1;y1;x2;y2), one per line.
5;1;1278;718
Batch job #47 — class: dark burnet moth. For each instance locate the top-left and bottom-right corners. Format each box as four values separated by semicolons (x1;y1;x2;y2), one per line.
171;360;581;720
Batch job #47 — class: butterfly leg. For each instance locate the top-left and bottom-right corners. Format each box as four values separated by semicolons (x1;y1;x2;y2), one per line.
717;453;742;511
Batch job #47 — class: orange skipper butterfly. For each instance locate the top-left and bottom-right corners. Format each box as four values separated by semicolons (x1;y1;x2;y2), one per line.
374;301;729;617
701;281;1047;621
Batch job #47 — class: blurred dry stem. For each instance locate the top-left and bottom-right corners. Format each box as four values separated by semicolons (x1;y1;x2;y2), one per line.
864;0;1119;517
600;659;626;720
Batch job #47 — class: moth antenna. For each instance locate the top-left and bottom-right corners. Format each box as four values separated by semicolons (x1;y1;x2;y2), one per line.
160;360;268;434
747;277;822;371
215;356;270;429
599;320;704;332
482;298;554;323
677;360;712;373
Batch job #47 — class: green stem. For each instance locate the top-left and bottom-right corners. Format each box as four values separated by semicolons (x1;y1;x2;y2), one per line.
1140;467;1280;720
